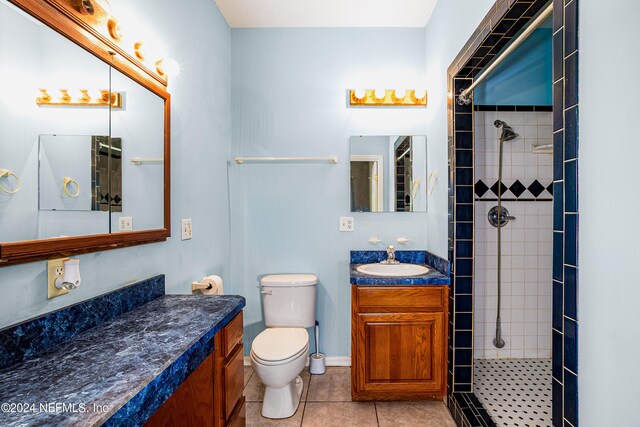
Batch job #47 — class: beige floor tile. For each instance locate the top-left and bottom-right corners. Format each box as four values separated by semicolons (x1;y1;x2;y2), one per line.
244;366;254;387
302;402;377;427
376;400;456;427
244;368;311;403
306;367;351;402
246;402;305;426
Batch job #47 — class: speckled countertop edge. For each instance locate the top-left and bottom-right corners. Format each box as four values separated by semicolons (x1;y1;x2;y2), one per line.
349;264;450;285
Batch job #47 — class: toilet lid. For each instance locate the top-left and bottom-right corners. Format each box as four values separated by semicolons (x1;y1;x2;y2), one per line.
252;328;309;362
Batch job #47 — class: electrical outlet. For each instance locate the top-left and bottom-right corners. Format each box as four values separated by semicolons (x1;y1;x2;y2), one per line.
181;219;192;240
339;216;354;232
47;258;69;299
118;216;133;231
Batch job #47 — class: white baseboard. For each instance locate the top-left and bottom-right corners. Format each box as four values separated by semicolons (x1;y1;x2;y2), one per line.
244;355;351;367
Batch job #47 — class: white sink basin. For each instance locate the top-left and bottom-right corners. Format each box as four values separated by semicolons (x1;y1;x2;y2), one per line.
356;263;429;277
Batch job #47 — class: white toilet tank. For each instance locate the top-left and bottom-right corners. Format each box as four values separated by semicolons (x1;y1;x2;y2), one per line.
260;274;317;328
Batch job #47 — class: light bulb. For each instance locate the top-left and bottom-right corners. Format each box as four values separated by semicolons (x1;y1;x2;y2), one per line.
134;41;145;60
90;89;103;100
394;89;406;99
354;89;366;99
163;58;180;78
414;89;427;99
375;89;386;99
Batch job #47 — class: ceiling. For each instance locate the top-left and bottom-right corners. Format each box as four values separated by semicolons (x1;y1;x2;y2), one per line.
214;0;439;28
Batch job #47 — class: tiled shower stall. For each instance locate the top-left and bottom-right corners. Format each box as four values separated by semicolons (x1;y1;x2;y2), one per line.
447;1;579;426
473;110;553;360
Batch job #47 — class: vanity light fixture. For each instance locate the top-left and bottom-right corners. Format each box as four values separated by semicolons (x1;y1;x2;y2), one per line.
36;88;123;108
349;89;427;107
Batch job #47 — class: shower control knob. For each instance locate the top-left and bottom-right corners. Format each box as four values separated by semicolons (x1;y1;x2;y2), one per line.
488;206;515;228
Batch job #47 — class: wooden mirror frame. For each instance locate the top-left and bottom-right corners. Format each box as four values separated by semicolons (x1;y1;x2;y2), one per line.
0;0;171;266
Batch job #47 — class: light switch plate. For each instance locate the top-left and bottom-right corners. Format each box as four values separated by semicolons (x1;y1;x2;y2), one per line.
339;216;354;232
181;219;193;240
118;216;133;231
47;258;69;299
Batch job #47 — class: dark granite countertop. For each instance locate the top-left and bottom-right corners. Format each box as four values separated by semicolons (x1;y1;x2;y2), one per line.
349;264;450;285
0;294;245;427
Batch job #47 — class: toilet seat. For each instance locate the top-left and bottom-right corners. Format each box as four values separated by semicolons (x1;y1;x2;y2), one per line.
251;328;309;365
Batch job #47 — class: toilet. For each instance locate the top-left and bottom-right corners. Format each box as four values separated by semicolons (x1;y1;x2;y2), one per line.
250;274;317;419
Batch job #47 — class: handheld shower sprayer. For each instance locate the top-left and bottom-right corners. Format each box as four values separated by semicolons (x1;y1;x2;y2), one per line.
491;119;518;349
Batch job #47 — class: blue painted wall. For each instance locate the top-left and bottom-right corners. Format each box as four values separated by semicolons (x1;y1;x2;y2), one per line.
229;28;429;358
474;20;552;106
0;0;232;328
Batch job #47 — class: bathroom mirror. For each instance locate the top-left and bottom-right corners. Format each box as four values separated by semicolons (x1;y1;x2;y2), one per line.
0;0;170;266
349;136;427;213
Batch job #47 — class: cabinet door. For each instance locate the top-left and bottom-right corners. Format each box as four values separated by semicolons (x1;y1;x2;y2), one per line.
353;312;445;398
145;353;214;426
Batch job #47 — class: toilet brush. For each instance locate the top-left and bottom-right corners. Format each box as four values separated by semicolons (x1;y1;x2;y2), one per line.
309;320;326;375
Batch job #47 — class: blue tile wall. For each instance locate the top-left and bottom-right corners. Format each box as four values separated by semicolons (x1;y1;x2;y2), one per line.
564;318;578;374
564;370;578;426
447;1;580;426
552;29;564;82
0;275;165;370
553;133;564;181
552;330;563;379
564;214;578;266
553;280;564;331
553;0;580;425
565;160;578;212
553;182;564;231
553;232;564;281
564;106;579;160
564;266;577;320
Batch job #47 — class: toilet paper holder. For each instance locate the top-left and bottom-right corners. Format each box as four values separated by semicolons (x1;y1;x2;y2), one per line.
191;281;213;292
191;275;224;295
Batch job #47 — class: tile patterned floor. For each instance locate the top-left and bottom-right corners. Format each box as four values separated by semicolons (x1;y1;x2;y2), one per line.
244;366;456;426
474;359;552;427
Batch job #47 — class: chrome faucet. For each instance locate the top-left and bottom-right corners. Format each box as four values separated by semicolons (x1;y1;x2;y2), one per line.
381;245;400;264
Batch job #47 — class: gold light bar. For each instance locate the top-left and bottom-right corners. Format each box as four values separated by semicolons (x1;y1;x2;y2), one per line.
36;89;123;108
349;89;427;107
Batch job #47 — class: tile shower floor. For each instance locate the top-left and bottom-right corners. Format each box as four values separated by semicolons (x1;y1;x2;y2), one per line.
244;366;456;426
474;359;552;427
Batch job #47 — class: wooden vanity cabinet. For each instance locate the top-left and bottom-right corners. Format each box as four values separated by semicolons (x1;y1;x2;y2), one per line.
146;312;245;427
351;286;448;401
214;312;246;427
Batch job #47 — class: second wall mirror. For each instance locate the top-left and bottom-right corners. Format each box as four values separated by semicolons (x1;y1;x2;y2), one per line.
350;135;427;213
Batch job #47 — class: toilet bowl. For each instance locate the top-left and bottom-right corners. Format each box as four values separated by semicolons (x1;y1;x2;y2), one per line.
250;274;317;419
250;328;309;418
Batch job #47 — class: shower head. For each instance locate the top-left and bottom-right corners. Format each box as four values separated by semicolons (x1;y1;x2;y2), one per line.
494;120;518;142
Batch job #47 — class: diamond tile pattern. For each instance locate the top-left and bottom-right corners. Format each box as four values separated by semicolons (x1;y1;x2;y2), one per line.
475;180;553;200
475;180;490;198
490;180;508;197
509;180;526;198
528;180;546;198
